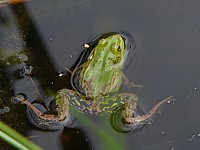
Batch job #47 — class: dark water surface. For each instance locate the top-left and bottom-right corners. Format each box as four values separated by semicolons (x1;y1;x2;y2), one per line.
1;0;200;150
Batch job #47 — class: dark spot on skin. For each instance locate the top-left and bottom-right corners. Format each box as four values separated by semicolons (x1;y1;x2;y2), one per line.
117;45;121;52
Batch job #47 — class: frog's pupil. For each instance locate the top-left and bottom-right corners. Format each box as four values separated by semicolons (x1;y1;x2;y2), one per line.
117;45;121;52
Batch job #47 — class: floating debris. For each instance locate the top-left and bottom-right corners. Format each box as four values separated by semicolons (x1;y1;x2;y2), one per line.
188;133;200;142
0;106;11;114
18;53;28;62
58;72;64;77
3;106;10;113
161;131;166;135
22;65;33;75
11;94;25;104
189;134;196;141
83;43;90;48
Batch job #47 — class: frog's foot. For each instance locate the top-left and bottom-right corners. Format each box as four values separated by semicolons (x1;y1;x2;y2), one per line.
112;96;174;133
13;94;74;130
26;103;74;130
111;106;145;133
111;93;142;133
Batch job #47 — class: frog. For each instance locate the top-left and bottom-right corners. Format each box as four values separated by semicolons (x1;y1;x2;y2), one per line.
14;33;173;131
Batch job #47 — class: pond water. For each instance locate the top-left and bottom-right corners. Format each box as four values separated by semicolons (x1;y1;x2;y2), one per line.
1;0;200;150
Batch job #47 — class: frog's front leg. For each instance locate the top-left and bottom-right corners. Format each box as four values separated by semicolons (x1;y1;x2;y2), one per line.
121;71;143;88
13;90;75;130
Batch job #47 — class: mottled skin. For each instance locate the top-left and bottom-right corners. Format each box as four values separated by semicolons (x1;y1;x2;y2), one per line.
15;34;173;130
79;35;124;97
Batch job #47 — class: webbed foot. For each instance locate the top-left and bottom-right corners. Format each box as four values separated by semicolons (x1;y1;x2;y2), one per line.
26;103;74;130
111;106;145;133
13;94;74;130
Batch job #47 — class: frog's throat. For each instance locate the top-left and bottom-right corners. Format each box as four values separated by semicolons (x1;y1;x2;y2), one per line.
124;96;174;124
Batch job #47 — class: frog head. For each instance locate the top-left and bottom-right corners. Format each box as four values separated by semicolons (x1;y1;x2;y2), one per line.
97;34;125;68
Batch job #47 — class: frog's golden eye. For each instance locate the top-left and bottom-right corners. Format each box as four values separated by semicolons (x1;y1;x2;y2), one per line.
112;44;121;52
117;45;121;52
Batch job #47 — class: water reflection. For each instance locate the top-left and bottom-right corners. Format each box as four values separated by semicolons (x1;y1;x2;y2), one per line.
11;3;68;92
0;63;30;149
0;2;81;149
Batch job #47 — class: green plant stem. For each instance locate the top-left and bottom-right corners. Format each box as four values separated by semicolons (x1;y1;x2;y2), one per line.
0;121;43;150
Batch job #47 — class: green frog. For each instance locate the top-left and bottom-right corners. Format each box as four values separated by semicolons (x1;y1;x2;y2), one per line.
14;33;173;131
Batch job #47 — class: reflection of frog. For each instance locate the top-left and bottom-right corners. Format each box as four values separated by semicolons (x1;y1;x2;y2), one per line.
14;33;173;131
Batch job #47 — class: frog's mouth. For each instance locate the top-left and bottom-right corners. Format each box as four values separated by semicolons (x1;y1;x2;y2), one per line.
71;32;135;94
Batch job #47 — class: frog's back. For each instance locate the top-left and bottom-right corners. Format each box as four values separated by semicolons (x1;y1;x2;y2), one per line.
79;52;123;97
86;67;122;97
79;34;124;98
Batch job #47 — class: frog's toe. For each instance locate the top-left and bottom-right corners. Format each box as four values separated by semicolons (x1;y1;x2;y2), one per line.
26;103;74;131
11;94;26;104
111;107;145;133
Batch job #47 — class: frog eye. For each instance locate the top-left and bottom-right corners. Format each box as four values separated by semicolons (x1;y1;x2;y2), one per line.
117;45;121;52
112;44;121;52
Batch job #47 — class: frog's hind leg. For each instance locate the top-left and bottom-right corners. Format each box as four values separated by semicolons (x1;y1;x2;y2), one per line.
111;95;174;133
94;93;138;115
124;96;174;124
13;92;74;130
